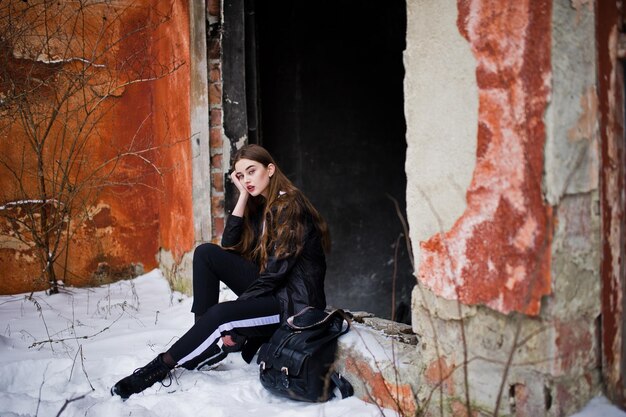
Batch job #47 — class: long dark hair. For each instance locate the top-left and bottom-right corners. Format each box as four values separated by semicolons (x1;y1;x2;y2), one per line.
229;144;330;270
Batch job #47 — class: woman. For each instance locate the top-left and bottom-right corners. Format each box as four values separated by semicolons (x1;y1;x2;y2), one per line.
111;144;330;399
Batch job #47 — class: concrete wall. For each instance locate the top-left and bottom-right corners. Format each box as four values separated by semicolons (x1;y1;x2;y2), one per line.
405;1;602;415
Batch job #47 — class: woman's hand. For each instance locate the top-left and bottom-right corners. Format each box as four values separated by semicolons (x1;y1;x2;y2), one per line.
222;335;237;347
230;171;249;217
230;171;248;195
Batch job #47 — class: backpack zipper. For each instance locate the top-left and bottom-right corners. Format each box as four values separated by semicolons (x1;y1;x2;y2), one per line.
273;330;301;357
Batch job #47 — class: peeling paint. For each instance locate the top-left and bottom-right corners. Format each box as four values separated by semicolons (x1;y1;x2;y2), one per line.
417;0;553;315
424;356;455;396
0;0;191;293
597;0;626;405
567;87;598;143
345;356;418;416
0;235;31;251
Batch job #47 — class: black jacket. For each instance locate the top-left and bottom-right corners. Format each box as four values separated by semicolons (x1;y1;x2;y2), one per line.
221;204;327;323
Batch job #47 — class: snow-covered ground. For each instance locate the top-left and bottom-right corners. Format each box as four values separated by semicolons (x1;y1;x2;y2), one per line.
0;270;397;417
0;269;624;417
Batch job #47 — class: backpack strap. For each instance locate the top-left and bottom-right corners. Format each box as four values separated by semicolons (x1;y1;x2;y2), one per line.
330;372;354;399
308;311;351;347
287;307;348;330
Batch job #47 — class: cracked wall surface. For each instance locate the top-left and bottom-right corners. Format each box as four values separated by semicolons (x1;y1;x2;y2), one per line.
407;0;553;316
0;0;194;293
405;0;602;415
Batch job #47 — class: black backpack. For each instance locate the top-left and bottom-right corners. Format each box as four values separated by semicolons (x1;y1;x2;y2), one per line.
256;307;354;402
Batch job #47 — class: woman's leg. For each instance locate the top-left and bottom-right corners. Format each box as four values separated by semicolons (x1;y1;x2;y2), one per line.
111;296;280;399
169;296;280;369
191;243;258;317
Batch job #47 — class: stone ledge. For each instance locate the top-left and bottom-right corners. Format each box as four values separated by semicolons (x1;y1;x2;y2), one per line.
335;317;422;415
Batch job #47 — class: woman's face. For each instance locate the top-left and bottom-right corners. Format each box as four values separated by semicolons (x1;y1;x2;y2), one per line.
234;158;275;198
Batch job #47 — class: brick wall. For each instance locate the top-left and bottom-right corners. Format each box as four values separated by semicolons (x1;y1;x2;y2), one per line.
207;0;226;243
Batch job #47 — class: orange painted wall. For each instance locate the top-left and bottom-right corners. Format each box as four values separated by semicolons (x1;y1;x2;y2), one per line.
151;0;195;264
0;0;193;294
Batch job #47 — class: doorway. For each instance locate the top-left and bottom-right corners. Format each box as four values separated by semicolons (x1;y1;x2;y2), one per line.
233;0;410;321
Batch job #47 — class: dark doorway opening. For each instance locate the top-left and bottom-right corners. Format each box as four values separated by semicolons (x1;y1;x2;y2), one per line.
239;1;410;321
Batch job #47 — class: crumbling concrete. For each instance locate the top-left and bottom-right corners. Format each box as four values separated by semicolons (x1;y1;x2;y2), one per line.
336;317;422;416
189;0;212;246
404;0;603;415
403;0;477;267
158;248;194;296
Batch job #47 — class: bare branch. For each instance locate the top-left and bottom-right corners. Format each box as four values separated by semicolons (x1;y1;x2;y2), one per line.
29;305;126;348
0;0;182;293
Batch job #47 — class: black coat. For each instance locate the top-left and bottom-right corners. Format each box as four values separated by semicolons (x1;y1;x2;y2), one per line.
221;204;327;323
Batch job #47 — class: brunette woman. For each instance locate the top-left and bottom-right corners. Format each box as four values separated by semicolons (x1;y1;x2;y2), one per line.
111;144;330;399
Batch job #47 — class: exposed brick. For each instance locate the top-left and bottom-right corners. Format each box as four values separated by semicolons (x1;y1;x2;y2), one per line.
211;196;224;217
211;153;222;169
209;62;221;83
208;38;221;60
209;127;222;149
212;172;224;192
212;217;224;242
210;109;222;127
207;0;220;16
209;83;222;107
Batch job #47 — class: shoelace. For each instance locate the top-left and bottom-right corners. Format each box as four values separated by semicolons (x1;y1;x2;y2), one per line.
132;360;173;388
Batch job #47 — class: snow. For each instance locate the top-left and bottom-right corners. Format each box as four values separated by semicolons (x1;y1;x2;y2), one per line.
0;269;624;417
569;396;626;417
0;270;397;417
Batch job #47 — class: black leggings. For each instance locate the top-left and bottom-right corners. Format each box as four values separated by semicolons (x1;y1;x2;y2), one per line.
167;243;281;367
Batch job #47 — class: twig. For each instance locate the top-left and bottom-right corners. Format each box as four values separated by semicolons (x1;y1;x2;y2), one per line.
35;363;50;417
55;392;90;417
391;233;402;322
26;294;54;352
387;194;414;271
29;306;126;348
69;344;95;391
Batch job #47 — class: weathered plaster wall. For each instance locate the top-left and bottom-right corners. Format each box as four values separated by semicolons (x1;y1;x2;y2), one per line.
543;0;600;323
404;0;478;272
189;0;211;246
0;0;194;294
408;0;553;316
405;0;602;415
151;0;195;293
544;1;598;204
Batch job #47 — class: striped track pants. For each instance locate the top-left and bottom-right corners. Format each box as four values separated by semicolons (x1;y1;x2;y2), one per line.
167;243;281;367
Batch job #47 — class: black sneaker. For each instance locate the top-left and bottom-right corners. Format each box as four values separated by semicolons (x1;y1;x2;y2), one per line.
179;343;228;370
111;353;173;399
